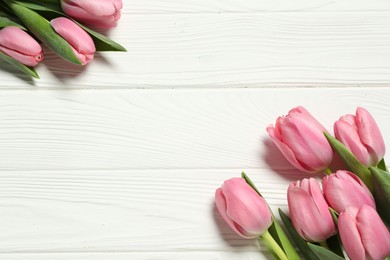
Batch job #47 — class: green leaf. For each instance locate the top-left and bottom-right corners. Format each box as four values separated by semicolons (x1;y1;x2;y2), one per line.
241;172;300;260
0;15;25;28
324;132;373;190
12;0;63;12
369;166;390;225
77;23;127;52
0;51;39;78
0;1;13;13
260;230;289;260
279;209;320;260
270;215;300;260
329;208;339;225
307;243;345;260
241;172;262;196
377;158;388;172
326;235;344;258
11;0;126;52
5;0;82;64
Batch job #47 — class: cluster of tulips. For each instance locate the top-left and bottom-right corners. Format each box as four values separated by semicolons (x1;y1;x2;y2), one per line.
0;0;125;78
215;107;390;260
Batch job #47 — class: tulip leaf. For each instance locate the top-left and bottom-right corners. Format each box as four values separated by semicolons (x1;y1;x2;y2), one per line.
307;243;345;260
5;0;82;65
377;158;388;172
0;15;25;29
326;209;344;259
329;208;339;225
0;51;39;78
369;166;390;225
324;132;373;191
11;0;63;13
241;172;262;196
0;1;12;13
326;235;344;258
269;216;300;260
279;209;320;260
10;0;126;52
76;23;127;52
241;173;300;260
260;230;289;260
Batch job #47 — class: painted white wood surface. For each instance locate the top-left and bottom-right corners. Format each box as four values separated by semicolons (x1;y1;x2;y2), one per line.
0;88;389;260
1;0;390;259
0;3;390;87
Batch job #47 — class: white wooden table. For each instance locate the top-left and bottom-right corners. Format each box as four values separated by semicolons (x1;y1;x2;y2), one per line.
1;1;390;259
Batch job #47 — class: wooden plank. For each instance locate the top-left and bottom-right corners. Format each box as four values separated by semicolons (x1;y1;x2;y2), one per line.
128;0;390;13
0;169;292;253
0;252;269;260
0;13;389;88
0;88;389;170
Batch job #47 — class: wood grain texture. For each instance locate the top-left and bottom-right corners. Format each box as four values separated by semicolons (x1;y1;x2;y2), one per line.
0;252;268;260
0;88;389;258
0;169;290;254
0;12;389;88
1;0;390;258
0;88;389;171
128;0;390;13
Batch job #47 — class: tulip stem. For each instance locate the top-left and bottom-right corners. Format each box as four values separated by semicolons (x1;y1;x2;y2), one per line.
324;168;333;175
260;230;288;260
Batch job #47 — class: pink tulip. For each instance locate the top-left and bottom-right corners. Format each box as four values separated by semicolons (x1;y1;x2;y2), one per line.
322;170;375;213
50;17;95;65
338;205;390;260
287;178;336;242
0;26;43;66
334;107;385;166
61;0;123;28
215;178;272;239
267;106;333;173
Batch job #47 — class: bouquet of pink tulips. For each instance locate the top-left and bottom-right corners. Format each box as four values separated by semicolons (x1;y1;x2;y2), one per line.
0;0;125;78
215;107;390;260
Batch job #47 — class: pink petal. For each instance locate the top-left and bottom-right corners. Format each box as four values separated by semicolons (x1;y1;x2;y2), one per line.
288;184;335;242
223;178;271;237
267;125;308;172
338;208;366;260
0;26;42;56
356;107;386;165
356;205;390;260
215;188;247;238
322;171;375;213
334;119;370;165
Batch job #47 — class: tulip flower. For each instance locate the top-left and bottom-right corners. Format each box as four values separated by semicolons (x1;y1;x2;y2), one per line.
0;26;43;66
334;107;385;166
267;106;333;173
50;17;95;65
338;205;390;260
287;178;336;242
215;178;272;239
322;170;375;213
61;0;123;28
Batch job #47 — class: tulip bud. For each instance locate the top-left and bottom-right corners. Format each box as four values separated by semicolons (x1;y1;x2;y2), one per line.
0;26;43;66
215;178;272;239
61;0;123;28
322;170;375;213
334;107;385;166
50;17;95;65
267;106;333;173
338;205;390;260
287;178;336;242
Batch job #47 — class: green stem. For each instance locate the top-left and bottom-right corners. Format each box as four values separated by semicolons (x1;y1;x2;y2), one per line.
324;168;333;175
260;230;288;260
